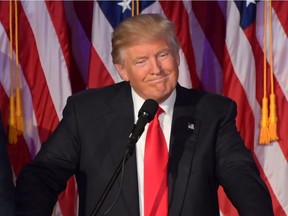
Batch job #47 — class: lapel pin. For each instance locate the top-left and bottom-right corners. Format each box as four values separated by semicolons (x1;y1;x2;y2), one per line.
187;122;194;130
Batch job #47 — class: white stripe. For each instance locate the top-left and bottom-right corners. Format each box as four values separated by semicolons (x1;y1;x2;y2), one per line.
226;2;288;214
21;1;72;119
91;2;122;83
256;3;288;100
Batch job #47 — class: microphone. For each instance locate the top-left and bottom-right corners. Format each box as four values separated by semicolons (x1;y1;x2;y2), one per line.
91;99;158;216
126;99;158;156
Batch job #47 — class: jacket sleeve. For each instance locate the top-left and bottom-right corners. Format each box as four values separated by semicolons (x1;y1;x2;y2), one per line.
215;100;274;216
16;96;80;216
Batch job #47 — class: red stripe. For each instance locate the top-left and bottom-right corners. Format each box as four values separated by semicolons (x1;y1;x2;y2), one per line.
192;1;226;70
241;24;264;104
272;2;288;37
8;135;32;177
274;79;288;159
73;1;94;41
0;84;10;126
160;1;202;89
223;55;255;150
87;47;114;88
45;1;71;72
45;1;86;93
58;177;78;216
218;186;238;216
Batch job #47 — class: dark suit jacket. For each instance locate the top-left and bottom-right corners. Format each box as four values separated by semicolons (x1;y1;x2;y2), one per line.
16;82;273;216
0;113;15;216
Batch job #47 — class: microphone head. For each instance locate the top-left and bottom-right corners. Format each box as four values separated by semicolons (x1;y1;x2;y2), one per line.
138;99;158;123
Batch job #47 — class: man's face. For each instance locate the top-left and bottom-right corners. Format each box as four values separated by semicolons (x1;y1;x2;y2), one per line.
115;39;180;104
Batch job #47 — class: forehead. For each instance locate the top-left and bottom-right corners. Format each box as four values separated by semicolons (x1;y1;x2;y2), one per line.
124;39;171;56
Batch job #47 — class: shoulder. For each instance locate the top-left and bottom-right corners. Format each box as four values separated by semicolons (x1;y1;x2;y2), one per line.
60;81;131;117
67;81;129;106
176;85;237;116
177;85;235;106
71;81;128;101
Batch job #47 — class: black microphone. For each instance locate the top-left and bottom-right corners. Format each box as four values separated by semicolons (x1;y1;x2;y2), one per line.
91;99;158;216
126;99;158;156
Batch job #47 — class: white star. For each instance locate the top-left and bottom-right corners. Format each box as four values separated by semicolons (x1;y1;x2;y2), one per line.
118;0;132;13
246;0;256;7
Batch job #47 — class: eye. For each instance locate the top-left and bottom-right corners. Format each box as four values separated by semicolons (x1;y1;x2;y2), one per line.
134;58;147;67
158;51;169;59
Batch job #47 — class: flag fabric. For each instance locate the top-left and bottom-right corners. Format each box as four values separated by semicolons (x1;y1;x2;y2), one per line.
0;1;287;215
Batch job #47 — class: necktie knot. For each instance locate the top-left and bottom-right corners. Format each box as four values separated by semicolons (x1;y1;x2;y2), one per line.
155;107;164;119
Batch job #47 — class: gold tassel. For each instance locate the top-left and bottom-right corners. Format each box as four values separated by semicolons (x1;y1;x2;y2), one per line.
259;0;269;145
8;96;17;144
259;97;270;144
268;93;278;141
8;0;24;144
267;0;278;142
8;0;17;144
15;87;24;135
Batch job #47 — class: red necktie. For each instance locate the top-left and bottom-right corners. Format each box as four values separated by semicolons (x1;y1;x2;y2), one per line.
144;108;168;216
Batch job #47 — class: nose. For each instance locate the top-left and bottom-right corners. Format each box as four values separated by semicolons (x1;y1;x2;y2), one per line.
150;57;162;75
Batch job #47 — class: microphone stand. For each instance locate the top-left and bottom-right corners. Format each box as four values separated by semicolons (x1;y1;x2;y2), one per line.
90;138;136;216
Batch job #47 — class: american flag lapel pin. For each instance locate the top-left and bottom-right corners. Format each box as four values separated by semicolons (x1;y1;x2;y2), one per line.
187;122;194;130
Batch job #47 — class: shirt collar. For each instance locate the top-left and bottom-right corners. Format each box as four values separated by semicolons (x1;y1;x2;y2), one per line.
131;87;176;122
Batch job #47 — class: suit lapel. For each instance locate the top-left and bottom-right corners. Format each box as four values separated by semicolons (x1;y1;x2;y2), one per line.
168;85;201;215
103;82;140;215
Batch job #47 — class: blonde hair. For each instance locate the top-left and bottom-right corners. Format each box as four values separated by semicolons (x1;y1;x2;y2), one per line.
111;14;180;64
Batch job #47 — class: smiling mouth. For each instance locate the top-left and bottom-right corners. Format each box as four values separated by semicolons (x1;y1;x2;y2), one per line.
147;74;168;83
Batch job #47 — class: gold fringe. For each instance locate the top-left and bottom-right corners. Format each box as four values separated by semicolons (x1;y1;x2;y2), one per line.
268;93;278;141
15;87;24;134
8;96;17;144
259;97;269;144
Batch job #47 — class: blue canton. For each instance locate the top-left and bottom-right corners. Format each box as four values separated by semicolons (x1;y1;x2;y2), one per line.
97;1;155;29
234;0;257;30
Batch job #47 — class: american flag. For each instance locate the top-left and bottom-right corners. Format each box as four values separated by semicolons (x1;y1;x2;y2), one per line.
0;1;287;215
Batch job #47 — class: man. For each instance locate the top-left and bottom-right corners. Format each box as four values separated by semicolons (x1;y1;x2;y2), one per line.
16;14;273;216
0;112;15;216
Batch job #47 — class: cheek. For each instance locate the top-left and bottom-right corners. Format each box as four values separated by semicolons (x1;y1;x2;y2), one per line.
130;67;150;81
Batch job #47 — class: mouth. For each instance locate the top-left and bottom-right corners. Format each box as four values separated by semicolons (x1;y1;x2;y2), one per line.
147;74;168;83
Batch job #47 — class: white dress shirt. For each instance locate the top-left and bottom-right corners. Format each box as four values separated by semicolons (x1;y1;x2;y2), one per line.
131;88;176;216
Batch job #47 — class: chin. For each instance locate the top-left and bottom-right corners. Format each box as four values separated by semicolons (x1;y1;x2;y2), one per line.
152;94;169;104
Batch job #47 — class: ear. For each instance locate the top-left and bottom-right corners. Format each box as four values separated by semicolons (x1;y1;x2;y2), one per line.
115;64;129;81
175;51;180;66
